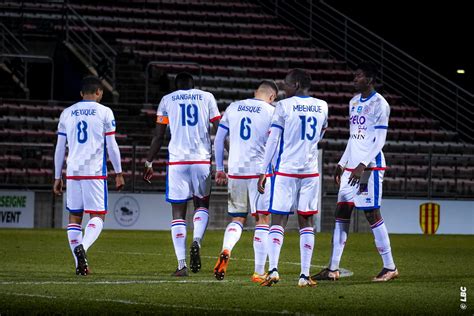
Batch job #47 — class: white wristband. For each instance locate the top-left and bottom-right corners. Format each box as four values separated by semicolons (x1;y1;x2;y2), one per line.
145;160;153;168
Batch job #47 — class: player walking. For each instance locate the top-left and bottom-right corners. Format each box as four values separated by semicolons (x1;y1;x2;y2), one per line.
213;81;278;282
143;72;220;276
53;76;124;276
257;69;328;287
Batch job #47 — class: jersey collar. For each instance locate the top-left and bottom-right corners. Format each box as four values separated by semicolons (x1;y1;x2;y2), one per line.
359;90;377;102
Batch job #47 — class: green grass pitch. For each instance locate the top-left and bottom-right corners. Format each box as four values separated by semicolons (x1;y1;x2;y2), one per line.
0;229;472;315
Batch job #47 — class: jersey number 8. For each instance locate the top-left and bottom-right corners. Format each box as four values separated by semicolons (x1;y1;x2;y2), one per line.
77;121;88;144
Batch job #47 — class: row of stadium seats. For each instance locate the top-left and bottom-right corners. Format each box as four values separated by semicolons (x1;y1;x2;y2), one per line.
116;39;330;59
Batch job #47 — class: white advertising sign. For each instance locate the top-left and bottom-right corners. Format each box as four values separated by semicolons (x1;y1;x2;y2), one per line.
0;191;35;228
62;193;172;230
382;199;474;235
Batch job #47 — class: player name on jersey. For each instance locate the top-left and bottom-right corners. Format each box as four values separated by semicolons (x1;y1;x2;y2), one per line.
71;109;97;116
171;93;204;101
237;105;262;113
292;104;323;113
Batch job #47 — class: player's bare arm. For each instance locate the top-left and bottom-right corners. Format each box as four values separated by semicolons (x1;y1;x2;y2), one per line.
53;179;63;196
144;123;167;183
334;164;344;185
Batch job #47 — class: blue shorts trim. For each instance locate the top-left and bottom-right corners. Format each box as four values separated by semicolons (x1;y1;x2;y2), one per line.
269;209;295;215
228;212;248;218
66;207;84;213
355;206;381;210
166;197;193;204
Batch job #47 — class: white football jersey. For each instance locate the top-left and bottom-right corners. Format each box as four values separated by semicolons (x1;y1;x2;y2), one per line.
57;100;116;178
156;89;220;163
219;98;275;176
272;96;328;174
344;92;390;169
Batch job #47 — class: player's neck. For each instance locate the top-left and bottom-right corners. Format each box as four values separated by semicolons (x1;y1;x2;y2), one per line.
294;89;309;97
360;88;375;99
82;94;99;102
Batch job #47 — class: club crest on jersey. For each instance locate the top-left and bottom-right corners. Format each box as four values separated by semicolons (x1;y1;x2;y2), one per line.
113;196;140;227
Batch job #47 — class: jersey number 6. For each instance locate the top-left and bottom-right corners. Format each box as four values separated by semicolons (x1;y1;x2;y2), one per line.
240;117;252;140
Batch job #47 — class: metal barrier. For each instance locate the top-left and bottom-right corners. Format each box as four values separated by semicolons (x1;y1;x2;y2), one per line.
63;4;117;99
0;143;472;199
256;0;474;142
0;53;54;100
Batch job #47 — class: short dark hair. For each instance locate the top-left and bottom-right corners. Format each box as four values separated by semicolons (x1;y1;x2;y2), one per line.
287;69;311;90
81;76;103;94
174;72;194;90
258;80;279;95
356;61;378;81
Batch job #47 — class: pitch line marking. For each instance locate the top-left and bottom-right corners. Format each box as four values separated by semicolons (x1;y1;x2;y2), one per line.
2;292;306;315
95;250;354;277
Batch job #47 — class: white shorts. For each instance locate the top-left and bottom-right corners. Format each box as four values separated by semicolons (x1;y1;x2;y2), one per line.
227;176;271;217
66;179;108;214
166;163;211;203
337;169;385;209
269;173;320;216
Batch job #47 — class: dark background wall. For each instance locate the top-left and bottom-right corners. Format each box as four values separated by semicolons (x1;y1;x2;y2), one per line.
327;1;472;91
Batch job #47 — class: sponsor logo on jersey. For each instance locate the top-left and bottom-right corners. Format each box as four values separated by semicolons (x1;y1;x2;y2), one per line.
113;196;140;227
419;202;440;234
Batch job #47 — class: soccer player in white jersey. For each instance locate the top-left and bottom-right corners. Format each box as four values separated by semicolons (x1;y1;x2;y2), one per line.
257;69;328;287
53;76;124;276
312;61;398;282
143;72;220;276
213;81;278;282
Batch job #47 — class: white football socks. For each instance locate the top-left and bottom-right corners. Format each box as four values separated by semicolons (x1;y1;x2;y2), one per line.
268;225;285;271
253;224;269;275
193;208;209;246
82;217;103;252
67;223;83;267
222;221;243;252
371;219;396;270
299;227;315;277
171;219;187;268
329;218;350;271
